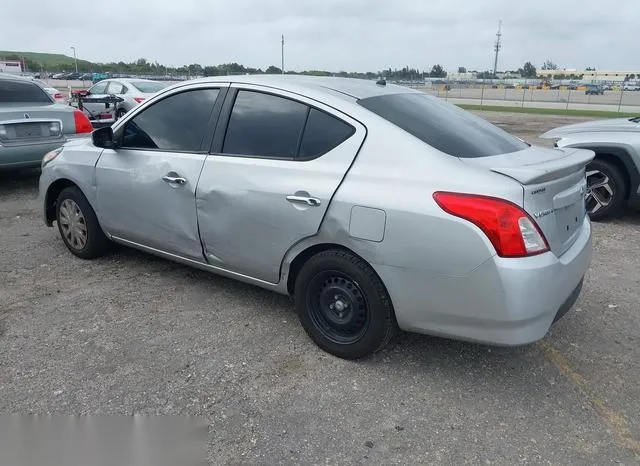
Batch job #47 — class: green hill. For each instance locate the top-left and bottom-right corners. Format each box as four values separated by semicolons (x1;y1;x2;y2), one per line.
0;51;93;70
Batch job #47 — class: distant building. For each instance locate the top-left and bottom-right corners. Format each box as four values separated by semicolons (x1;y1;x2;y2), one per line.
540;69;639;83
0;60;23;74
582;70;640;83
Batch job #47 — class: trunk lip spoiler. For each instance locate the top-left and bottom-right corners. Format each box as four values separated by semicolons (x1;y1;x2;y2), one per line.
461;147;595;185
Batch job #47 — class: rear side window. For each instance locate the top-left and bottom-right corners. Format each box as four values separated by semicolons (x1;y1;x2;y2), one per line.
358;93;528;158
0;80;52;103
106;82;125;94
298;109;355;159
121;88;219;151
223;90;308;158
90;82;108;94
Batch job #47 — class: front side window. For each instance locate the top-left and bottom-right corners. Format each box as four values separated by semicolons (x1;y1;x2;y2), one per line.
222;90;308;158
358;92;529;158
0;80;52;103
121;88;219;151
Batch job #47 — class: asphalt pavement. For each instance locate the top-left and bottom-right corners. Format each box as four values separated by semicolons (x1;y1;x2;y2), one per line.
0;112;638;465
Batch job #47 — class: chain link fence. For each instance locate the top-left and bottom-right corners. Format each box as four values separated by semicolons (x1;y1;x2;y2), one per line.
405;81;640;113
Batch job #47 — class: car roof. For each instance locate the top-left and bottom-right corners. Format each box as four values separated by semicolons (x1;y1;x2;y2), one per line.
185;75;417;100
0;73;35;83
107;78;159;84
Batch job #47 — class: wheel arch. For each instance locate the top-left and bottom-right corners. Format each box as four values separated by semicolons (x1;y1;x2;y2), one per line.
568;144;640;200
284;242;389;301
45;178;79;225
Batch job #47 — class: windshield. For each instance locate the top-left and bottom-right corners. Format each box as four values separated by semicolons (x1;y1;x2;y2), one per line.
130;81;167;93
358;92;529;158
0;79;53;103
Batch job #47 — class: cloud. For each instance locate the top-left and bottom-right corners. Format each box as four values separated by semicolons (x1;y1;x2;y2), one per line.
3;0;638;72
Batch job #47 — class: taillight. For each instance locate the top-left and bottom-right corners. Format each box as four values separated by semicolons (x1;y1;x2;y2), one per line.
433;192;549;258
133;97;145;103
73;109;93;134
54;93;63;99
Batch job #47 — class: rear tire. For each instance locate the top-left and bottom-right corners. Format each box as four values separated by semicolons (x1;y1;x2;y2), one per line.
56;186;109;259
116;108;127;120
294;249;397;359
586;159;627;221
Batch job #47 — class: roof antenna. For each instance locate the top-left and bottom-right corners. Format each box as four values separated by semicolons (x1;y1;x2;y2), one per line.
376;77;386;86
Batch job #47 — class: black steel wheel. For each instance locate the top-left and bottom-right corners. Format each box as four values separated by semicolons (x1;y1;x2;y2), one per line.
306;271;370;345
294;249;397;359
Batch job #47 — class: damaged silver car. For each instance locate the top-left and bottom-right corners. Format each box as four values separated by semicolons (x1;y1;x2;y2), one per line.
40;76;593;359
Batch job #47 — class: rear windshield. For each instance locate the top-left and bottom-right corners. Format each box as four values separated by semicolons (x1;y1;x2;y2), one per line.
130;81;167;93
0;80;52;103
358;92;529;158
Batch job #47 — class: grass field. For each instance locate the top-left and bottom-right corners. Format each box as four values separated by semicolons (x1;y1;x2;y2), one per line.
0;51;93;68
456;104;638;119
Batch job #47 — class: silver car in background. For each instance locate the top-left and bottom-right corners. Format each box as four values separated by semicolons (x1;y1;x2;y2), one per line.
0;74;94;169
81;78;169;119
541;117;640;220
31;78;67;104
39;76;593;359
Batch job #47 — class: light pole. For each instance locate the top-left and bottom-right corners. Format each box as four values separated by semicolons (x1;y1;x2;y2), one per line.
281;35;285;74
70;47;78;73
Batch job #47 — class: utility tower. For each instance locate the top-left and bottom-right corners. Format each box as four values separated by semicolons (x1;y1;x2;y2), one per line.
493;20;502;77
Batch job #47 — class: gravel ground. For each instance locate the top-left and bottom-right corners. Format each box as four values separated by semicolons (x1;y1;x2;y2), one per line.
0;112;639;465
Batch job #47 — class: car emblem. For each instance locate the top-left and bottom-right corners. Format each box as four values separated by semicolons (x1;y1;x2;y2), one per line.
24;113;30;119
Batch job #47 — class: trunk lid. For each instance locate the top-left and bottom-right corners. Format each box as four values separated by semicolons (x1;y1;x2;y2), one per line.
0;103;77;135
462;146;594;256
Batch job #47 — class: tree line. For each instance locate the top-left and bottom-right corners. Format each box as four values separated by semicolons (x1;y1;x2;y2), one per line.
6;53;449;80
8;53;632;81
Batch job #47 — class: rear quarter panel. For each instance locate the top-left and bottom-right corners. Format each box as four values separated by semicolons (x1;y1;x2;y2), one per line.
280;112;526;285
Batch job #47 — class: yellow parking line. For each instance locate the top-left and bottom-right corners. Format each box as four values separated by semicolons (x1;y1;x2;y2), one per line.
537;340;640;458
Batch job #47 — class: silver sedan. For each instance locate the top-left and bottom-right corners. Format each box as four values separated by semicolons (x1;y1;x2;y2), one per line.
82;78;169;120
39;76;593;359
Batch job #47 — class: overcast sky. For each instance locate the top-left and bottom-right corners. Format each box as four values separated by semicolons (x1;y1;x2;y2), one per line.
4;0;638;72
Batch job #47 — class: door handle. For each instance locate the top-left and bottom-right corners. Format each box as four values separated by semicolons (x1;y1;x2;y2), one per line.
162;175;187;185
286;195;321;207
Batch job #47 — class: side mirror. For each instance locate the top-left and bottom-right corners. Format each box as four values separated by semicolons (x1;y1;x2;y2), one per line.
92;126;117;149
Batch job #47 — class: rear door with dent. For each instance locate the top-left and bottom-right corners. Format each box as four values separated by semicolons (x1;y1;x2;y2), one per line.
196;85;366;283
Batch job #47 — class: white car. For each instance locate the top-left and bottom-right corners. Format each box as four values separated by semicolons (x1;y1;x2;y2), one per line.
32;78;66;103
81;78;169;120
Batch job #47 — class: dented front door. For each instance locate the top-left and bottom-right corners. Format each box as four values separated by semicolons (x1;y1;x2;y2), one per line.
95;149;208;261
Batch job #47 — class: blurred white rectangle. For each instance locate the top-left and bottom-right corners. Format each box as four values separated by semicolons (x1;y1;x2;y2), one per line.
0;415;208;466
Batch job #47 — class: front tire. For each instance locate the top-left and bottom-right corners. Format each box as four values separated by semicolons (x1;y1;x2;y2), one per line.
586;159;627;221
56;186;109;259
294;249;397;359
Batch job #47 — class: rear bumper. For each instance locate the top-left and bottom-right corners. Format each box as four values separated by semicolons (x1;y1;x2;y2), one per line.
0;140;65;169
375;217;592;346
